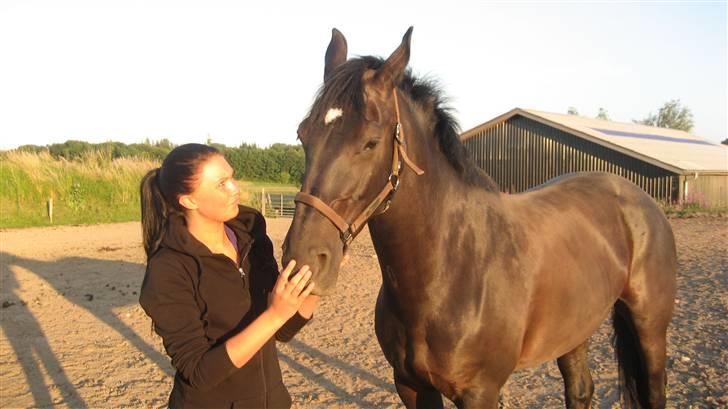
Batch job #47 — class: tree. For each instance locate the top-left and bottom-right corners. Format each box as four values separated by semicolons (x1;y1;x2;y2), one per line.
722;138;728;145
634;99;694;132
567;107;579;115
596;108;609;120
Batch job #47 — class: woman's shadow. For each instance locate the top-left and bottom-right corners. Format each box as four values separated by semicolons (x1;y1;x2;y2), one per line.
1;250;172;408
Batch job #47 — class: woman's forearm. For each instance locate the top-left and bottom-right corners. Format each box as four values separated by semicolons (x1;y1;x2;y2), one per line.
224;309;287;368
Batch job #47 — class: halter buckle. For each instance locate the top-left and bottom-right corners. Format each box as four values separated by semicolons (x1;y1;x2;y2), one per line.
388;173;400;191
340;229;354;246
394;123;403;145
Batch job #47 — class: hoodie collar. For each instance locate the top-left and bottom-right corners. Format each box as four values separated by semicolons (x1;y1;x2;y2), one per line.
161;205;258;257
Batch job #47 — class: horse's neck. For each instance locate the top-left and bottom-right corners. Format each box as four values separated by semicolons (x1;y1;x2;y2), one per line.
367;101;506;297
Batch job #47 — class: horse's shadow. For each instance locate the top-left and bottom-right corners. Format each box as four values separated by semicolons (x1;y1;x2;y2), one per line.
0;250;172;408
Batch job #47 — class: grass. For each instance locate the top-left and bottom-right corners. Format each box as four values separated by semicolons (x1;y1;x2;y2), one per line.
241;180;300;191
0;150;157;228
0;150;299;229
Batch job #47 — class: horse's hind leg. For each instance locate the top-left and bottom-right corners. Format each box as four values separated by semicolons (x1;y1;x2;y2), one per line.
614;297;672;409
557;340;594;408
394;372;444;409
633;312;669;409
616;223;676;407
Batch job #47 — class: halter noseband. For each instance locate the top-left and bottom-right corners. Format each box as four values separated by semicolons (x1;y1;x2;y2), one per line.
294;89;425;248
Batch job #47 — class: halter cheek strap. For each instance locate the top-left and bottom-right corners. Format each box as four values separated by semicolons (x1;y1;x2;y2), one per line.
294;89;425;248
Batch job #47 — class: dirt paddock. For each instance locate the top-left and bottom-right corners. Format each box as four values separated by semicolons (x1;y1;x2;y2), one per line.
1;217;726;408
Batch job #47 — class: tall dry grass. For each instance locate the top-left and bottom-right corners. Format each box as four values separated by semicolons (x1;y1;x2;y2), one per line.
1;150;158;228
0;150;297;228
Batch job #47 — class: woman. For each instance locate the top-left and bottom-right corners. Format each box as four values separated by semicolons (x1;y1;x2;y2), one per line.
139;143;317;408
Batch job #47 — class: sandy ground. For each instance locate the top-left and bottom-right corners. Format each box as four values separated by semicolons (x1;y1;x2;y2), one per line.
1;217;726;408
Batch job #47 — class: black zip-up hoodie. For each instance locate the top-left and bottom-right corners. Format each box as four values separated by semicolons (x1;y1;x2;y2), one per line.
139;205;309;409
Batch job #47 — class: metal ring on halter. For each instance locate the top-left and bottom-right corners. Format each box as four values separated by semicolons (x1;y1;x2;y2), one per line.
378;201;392;215
388;174;400;191
394;123;403;144
341;229;354;247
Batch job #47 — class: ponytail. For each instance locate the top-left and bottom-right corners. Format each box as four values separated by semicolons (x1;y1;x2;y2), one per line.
140;168;169;259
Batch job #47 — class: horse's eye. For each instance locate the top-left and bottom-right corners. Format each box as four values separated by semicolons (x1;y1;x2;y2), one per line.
364;140;379;151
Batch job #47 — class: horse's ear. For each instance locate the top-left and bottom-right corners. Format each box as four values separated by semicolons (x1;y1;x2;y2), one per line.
324;28;347;81
373;26;413;89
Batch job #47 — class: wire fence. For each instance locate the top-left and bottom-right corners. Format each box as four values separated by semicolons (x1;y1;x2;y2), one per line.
242;188;297;218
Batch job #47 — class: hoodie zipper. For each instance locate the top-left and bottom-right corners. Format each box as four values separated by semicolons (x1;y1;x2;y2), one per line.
236;240;253;285
240;242;252;275
218;239;253;286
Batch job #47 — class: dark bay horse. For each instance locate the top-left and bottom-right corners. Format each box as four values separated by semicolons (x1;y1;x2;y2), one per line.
282;27;677;409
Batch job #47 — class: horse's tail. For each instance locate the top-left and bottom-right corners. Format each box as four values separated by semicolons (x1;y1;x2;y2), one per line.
612;300;650;408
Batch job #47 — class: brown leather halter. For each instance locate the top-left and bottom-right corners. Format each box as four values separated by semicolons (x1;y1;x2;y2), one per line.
294;89;425;248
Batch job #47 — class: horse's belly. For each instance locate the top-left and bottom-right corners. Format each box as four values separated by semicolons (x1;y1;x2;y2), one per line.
516;301;614;368
516;263;626;368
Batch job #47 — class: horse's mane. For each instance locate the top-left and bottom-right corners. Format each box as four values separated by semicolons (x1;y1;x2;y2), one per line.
309;56;499;191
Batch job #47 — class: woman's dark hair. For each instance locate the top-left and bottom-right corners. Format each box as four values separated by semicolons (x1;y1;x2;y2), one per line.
140;143;221;259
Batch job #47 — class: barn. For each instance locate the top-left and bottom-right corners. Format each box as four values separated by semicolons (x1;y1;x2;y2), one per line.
460;108;728;208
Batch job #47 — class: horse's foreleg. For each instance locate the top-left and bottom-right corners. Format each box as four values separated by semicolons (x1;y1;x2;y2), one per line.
454;381;501;409
557;340;594;408
394;371;444;409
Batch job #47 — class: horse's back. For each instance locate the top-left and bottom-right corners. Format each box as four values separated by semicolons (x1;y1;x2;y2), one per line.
537;172;678;280
515;171;676;288
518;171;670;228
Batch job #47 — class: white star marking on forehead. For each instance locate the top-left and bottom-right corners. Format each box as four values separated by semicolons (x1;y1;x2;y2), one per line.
324;107;343;125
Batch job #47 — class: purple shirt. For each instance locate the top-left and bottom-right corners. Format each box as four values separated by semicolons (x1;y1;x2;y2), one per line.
224;225;238;253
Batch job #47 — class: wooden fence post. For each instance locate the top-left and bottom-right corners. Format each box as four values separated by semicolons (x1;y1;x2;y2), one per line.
261;188;266;216
47;198;53;224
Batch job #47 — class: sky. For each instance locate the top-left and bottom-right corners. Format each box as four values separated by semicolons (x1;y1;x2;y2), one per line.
0;0;726;151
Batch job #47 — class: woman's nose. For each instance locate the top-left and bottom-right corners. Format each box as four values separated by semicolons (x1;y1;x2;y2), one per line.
228;180;240;195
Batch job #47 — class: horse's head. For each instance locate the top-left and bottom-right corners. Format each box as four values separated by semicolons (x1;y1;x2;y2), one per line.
282;27;423;295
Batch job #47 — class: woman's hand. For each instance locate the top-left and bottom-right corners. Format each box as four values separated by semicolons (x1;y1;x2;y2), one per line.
268;260;315;322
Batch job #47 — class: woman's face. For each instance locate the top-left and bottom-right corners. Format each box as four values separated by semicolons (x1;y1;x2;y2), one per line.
182;154;241;222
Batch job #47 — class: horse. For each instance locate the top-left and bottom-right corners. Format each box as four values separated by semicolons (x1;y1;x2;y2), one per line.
282;27;677;409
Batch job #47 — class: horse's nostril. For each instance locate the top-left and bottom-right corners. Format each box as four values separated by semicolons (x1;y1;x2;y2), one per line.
317;253;327;272
309;247;330;274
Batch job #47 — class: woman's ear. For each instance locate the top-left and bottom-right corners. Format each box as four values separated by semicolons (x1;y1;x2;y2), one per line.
179;194;198;211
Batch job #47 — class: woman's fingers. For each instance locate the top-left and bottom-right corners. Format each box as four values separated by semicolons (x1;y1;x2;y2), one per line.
274;260;296;293
339;254;350;268
285;265;310;295
299;281;316;300
280;260;296;280
291;270;312;296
